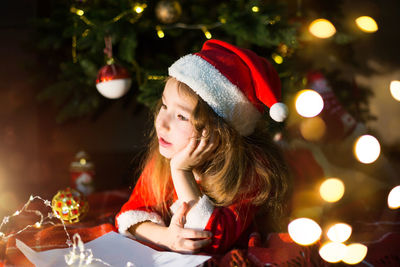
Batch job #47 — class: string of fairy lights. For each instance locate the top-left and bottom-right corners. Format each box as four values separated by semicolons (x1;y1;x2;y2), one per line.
0;195;113;266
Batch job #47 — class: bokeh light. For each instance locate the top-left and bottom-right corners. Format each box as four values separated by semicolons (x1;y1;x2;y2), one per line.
388;185;400;209
390;80;400;101
300;117;326;141
309;19;336;38
327;223;352;243
355;16;378;33
354;135;381;164
319;242;347;263
288;218;322;245
320;178;345;203
342;243;368;265
295;90;324;118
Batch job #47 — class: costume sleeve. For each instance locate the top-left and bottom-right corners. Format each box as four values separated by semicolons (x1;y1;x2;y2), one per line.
170;195;257;254
115;162;165;238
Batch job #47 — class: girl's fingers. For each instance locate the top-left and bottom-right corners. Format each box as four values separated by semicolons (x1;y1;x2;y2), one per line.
203;135;218;154
171;202;188;226
183;238;212;251
186;136;199;153
194;136;208;154
181;228;213;239
194;130;218;157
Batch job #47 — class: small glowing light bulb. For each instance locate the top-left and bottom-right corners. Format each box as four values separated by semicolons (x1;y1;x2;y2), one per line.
319;242;347;263
201;27;212;39
70;7;85;16
354;135;381;164
34;222;42;228
76;9;84;16
272;53;283;64
156;26;165;38
288;218;322;245
79;158;87;165
309;18;336;38
320;178;345;203
390;80;400;101
252;6;259;12
327;223;352;243
14;210;21;216
295;89;324;118
355;16;378;33
342;243;368;265
134;5;144;14
388;185;400;209
157;30;165;38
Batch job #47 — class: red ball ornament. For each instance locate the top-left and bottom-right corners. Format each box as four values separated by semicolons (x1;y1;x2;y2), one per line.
95;63;132;99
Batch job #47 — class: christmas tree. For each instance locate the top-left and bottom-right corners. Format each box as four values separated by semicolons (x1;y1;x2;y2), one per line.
34;0;373;123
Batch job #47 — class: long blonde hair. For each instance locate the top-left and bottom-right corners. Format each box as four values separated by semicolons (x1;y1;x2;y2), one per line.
139;77;290;230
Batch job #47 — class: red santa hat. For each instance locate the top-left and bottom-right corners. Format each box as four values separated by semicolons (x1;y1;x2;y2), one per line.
168;39;288;136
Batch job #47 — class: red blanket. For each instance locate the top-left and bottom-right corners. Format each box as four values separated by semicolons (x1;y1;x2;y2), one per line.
1;189;399;267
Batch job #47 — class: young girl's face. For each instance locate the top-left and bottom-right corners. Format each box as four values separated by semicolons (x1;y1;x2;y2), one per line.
155;78;197;159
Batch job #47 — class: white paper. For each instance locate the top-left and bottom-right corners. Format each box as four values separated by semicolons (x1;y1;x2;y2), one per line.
16;231;211;267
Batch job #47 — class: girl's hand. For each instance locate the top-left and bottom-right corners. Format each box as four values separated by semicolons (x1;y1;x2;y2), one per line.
164;202;212;253
170;129;218;171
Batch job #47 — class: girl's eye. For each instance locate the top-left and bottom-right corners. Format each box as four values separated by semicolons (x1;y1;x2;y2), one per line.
177;114;188;121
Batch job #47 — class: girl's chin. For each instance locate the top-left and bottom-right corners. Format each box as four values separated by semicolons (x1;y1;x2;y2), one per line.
158;147;173;159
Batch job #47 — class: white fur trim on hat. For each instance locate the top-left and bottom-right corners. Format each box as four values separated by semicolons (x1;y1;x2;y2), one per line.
170;195;215;230
169;54;261;136
269;102;288;122
116;210;165;238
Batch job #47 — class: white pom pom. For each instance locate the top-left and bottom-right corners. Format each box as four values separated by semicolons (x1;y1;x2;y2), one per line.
269;102;288;122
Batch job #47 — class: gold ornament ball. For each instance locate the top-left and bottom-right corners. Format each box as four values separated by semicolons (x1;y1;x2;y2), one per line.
155;0;182;24
52;187;89;223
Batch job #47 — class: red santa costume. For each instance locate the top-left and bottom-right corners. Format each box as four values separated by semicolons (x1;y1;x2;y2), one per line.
115;39;288;254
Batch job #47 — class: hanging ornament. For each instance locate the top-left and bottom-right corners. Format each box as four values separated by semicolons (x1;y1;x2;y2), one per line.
96;36;132;99
96;62;132;99
70;151;95;195
155;0;182;24
307;72;366;142
51;187;89;224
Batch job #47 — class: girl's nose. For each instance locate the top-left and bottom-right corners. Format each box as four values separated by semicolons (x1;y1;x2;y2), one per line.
157;113;170;131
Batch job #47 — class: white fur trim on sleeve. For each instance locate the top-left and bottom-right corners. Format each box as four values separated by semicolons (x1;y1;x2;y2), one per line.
170;195;215;230
116;210;165;238
169;54;261;136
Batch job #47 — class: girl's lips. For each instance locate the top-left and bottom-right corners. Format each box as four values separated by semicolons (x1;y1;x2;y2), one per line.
159;137;172;147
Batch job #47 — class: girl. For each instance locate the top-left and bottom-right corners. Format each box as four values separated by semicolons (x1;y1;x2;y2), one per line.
115;39;290;254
